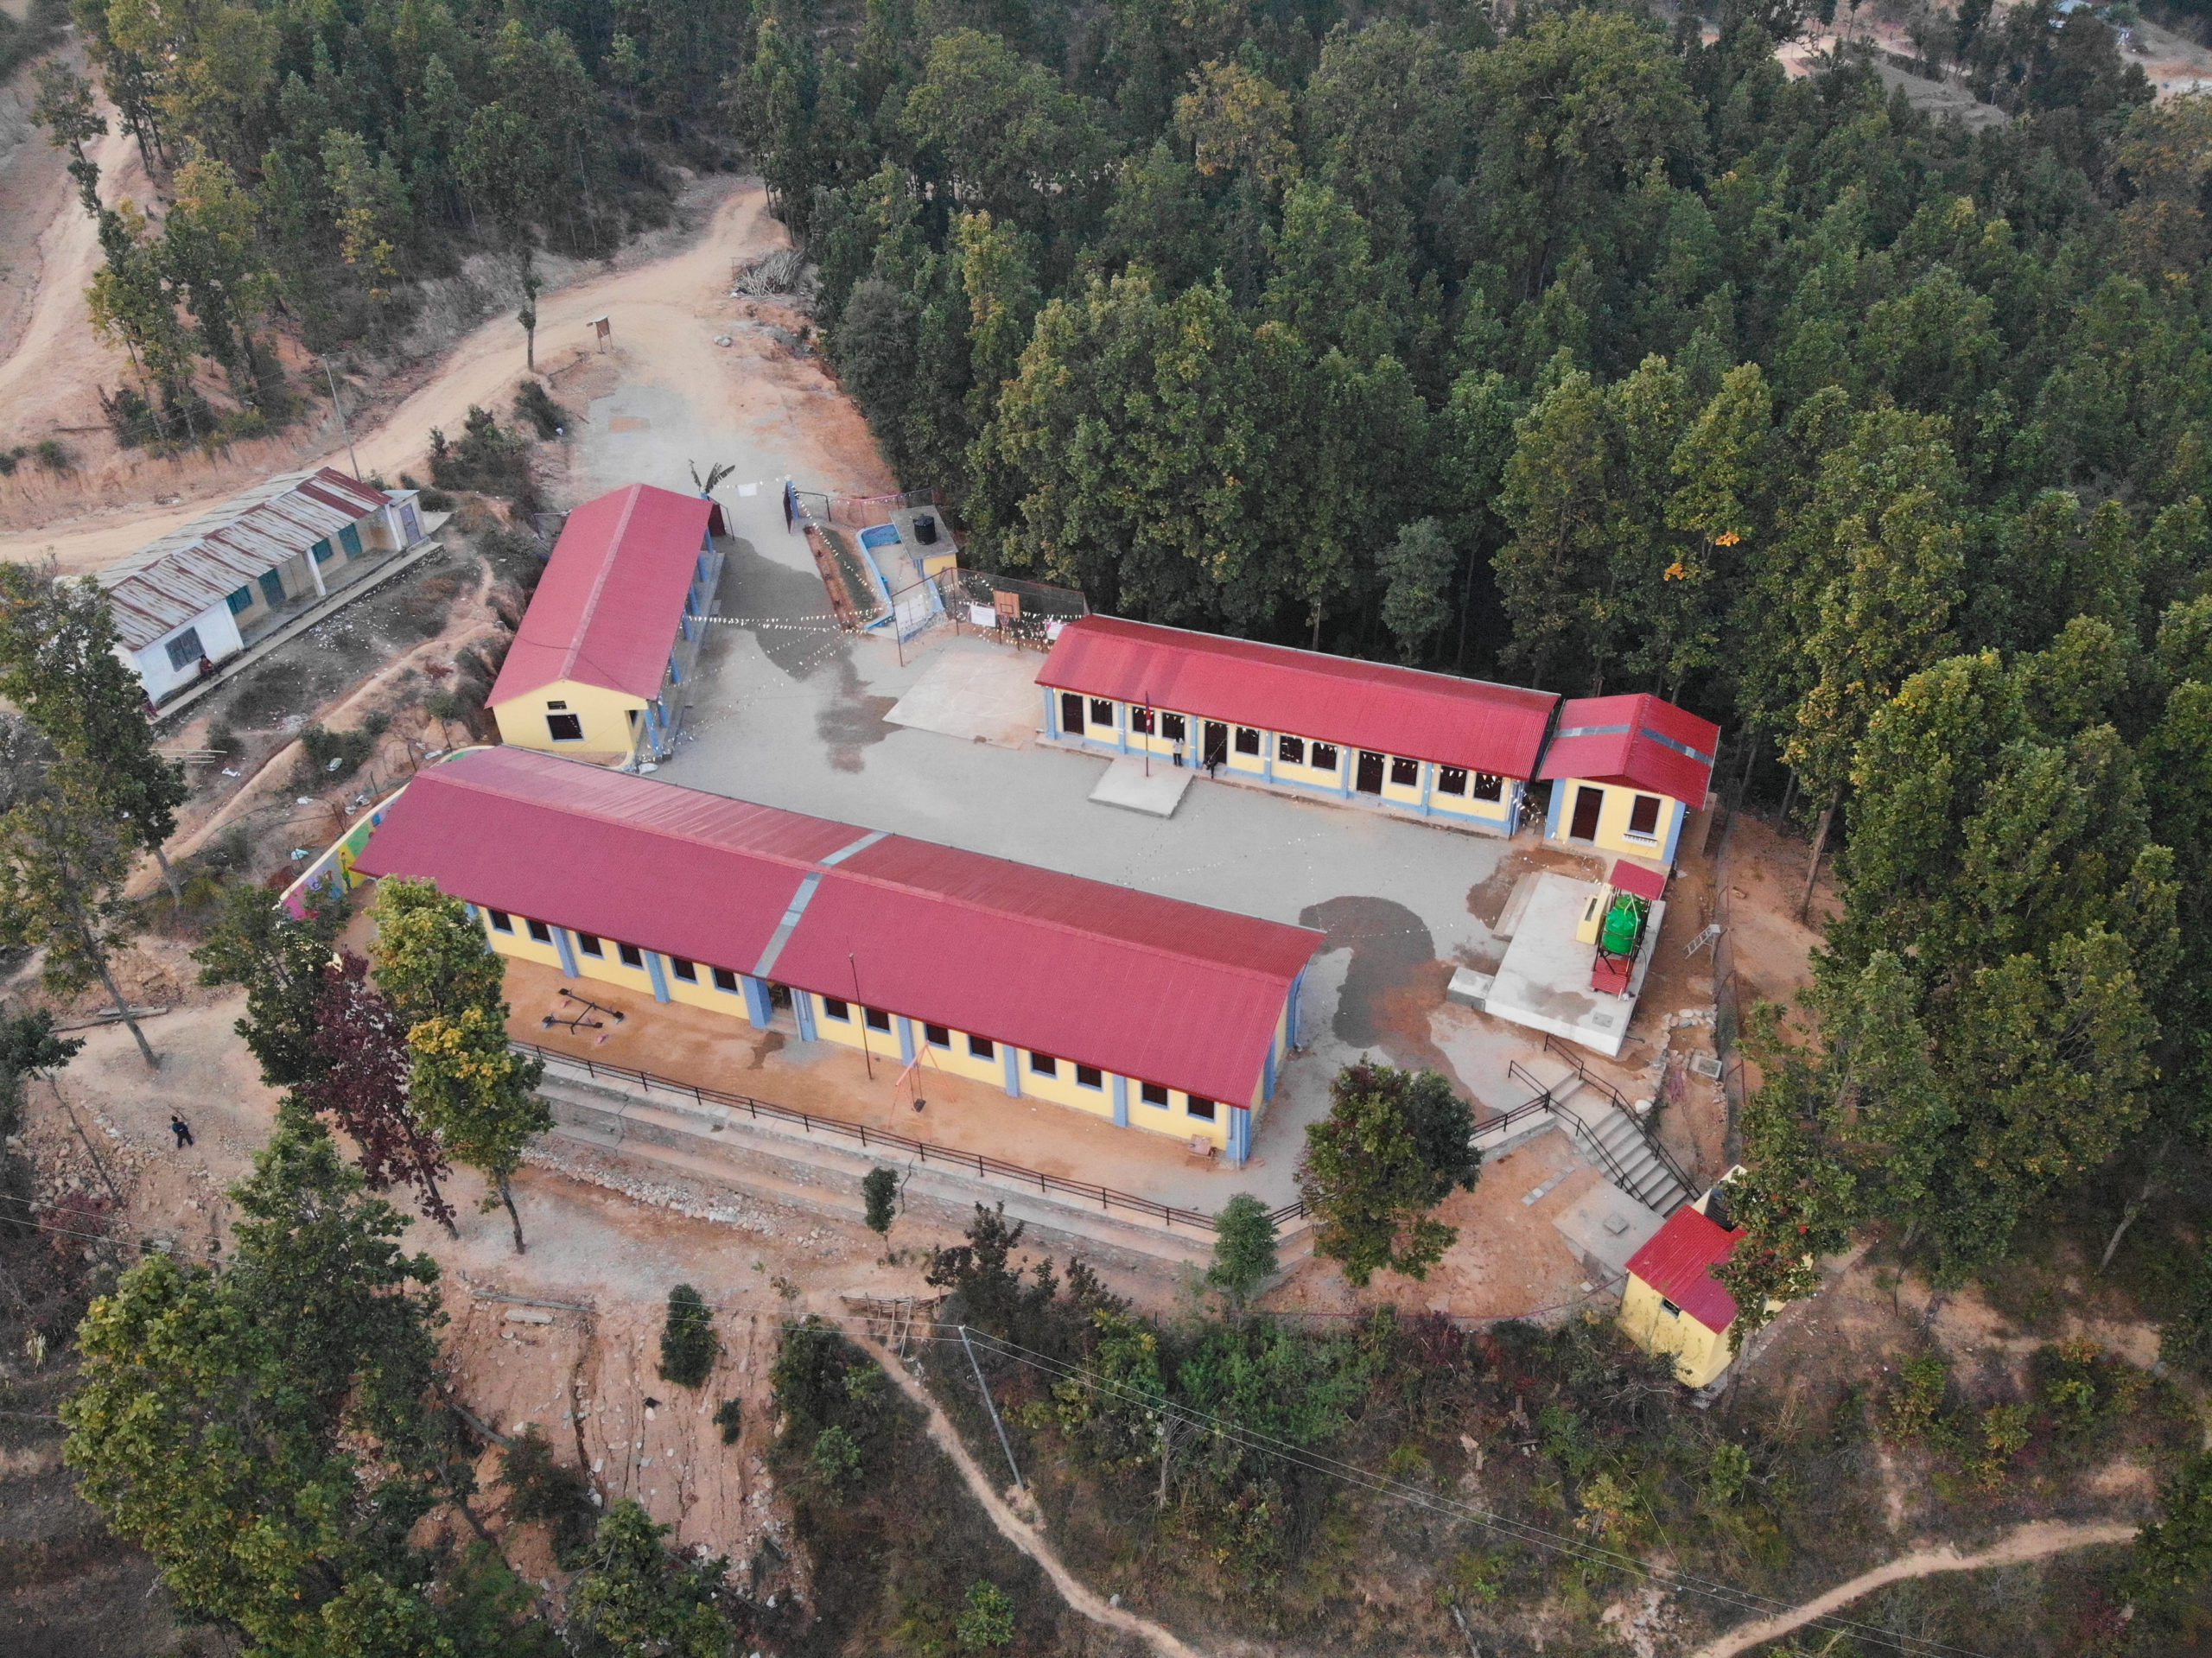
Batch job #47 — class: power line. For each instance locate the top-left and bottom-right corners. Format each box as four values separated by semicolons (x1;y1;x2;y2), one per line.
914;1322;1996;1658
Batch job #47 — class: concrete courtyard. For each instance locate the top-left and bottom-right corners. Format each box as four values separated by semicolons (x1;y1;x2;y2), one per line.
631;499;1643;1188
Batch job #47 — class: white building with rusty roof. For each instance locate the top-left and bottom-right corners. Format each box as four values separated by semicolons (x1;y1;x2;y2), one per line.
99;467;424;704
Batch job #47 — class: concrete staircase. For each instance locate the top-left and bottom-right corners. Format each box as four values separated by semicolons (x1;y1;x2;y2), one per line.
1477;1053;1694;1218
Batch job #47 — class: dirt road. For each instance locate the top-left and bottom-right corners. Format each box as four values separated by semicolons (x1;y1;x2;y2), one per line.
872;1337;1208;1658
1688;1518;2139;1658
0;181;888;572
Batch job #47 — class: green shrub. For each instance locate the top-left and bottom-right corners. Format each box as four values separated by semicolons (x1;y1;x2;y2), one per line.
514;379;569;439
1879;1352;1952;1444
1206;1191;1279;1303
428;406;537;510
295;722;378;783
658;1283;719;1387
862;1166;899;1236
955;1580;1015;1651
32;438;72;472
808;1422;861;1490
713;1397;742;1445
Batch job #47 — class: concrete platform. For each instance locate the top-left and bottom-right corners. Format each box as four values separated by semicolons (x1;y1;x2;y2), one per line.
1480;873;1663;1058
885;639;1041;747
1551;1177;1666;1284
1089;753;1194;817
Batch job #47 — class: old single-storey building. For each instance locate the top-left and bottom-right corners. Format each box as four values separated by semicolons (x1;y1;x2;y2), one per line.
487;484;722;767
1540;694;1720;869
1038;617;1560;833
353;746;1320;1164
1618;1198;1747;1388
101;467;423;703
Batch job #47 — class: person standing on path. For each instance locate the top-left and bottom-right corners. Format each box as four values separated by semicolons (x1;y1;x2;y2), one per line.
170;1114;194;1150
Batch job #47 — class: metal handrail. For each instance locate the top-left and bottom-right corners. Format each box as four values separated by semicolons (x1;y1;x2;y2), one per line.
1541;1034;1697;1200
516;1039;1255;1235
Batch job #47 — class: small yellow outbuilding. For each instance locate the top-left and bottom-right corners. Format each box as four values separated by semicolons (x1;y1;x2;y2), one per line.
1618;1199;1748;1388
487;484;720;766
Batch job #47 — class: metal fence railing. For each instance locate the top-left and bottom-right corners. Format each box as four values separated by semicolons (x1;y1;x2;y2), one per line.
928;568;1090;651
517;1039;1305;1236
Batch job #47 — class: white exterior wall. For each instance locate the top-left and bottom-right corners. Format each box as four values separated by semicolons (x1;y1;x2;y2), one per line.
127;599;245;702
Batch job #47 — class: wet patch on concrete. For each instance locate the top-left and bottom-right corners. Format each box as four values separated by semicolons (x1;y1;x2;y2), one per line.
1465;867;1520;929
1298;896;1454;1077
715;535;847;680
817;657;898;772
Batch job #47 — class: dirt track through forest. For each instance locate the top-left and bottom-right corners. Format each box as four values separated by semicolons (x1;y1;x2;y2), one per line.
1688;1518;2139;1658
869;1337;1207;1658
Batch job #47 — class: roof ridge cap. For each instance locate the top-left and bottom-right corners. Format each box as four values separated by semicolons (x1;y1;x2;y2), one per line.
554;486;645;684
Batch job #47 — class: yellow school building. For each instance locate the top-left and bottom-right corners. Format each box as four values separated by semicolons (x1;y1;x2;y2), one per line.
352;747;1319;1165
1539;694;1720;870
1038;616;1559;834
487;484;721;766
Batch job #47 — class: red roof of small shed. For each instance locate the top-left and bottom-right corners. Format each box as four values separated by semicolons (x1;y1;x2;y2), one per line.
1609;861;1667;902
353;748;1320;1109
1539;694;1720;805
489;484;712;705
1038;616;1560;779
1625;1206;1745;1331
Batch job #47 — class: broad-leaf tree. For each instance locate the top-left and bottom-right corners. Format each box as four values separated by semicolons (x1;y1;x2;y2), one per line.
305;952;457;1234
372;878;547;1251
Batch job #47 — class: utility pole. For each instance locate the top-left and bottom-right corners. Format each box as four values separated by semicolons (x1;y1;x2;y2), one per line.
321;358;361;481
849;951;873;1080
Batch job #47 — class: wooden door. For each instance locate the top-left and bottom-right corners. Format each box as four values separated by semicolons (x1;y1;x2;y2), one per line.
1204;721;1229;765
1569;785;1604;840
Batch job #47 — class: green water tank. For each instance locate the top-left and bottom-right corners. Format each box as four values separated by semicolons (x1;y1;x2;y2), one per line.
1599;893;1647;957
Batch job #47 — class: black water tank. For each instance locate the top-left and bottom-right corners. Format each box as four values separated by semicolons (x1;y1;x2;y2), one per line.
913;514;938;545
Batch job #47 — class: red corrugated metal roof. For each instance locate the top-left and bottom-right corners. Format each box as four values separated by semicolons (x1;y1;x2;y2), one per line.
1538;694;1720;804
489;485;713;705
99;467;394;649
353;748;1320;1109
1609;861;1667;902
1625;1206;1745;1331
1038;616;1560;779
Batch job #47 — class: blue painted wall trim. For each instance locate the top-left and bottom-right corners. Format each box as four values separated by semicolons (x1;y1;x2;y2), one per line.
895;1017;917;1065
1287;969;1307;1048
1111;1074;1129;1128
1660;799;1687;867
1228;1106;1252;1165
794;992;817;1041
646;952;671;1004
741;975;772;1028
1263;1040;1277;1100
1001;1045;1021;1097
555;929;579;977
1545;783;1566;838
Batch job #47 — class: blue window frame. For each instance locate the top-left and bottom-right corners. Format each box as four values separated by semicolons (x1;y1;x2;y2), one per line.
338;523;363;557
310;538;336;564
226;586;253;614
258;570;286;607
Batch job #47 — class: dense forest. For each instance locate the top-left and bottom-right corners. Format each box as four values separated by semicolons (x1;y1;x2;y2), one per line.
753;0;2209;1289
33;0;2212;1313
